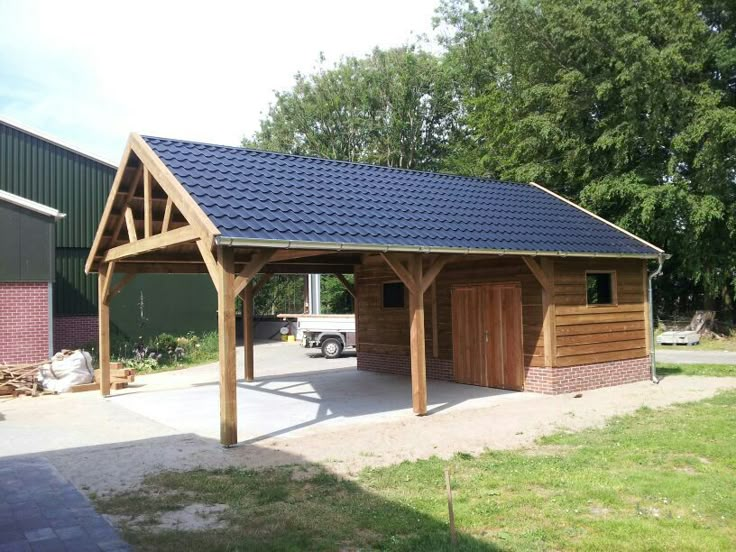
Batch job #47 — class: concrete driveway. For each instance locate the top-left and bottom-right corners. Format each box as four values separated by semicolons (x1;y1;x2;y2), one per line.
656;347;736;365
108;342;536;443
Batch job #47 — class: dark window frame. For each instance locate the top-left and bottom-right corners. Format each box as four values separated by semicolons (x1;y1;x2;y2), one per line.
585;271;617;306
382;281;406;309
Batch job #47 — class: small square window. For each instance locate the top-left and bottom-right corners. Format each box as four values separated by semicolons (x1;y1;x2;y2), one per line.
586;272;614;305
383;282;405;308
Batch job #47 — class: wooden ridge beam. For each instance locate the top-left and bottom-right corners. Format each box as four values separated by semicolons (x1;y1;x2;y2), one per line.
103;225;199;263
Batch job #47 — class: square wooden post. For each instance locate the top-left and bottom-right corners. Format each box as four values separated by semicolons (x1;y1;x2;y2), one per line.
241;283;255;382
97;263;111;396
541;257;556;367
408;255;427;415
217;246;238;446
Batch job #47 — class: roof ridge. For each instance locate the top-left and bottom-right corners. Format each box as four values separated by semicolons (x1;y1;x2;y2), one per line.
140;134;532;188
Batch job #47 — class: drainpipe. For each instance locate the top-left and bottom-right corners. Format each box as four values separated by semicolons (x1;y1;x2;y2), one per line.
648;254;666;383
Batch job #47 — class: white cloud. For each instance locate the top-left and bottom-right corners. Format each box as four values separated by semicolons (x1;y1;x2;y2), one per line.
0;0;439;162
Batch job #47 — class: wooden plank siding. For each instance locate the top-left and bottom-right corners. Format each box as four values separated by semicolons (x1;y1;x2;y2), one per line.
355;255;648;378
552;258;647;367
355;255;546;369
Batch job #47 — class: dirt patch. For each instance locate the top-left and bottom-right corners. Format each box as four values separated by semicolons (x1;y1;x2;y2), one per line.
291;465;322;481
109;503;228;532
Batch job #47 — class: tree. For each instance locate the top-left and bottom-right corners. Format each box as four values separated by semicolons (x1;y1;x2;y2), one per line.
246;46;458;171
439;0;736;317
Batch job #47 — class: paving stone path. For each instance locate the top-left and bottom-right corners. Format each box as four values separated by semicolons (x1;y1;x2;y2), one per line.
0;457;129;552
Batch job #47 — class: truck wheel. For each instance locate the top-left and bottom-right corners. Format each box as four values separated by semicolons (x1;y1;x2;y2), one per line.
321;338;343;359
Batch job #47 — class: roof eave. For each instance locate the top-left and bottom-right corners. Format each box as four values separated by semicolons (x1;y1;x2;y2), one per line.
215;236;664;260
0;190;66;220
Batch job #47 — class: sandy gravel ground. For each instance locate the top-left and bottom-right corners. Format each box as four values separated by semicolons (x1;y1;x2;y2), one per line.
2;368;734;496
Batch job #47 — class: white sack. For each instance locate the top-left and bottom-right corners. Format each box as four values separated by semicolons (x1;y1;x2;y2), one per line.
38;350;94;393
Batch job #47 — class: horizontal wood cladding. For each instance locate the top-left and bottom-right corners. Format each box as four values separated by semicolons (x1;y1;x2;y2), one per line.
355;255;545;369
552;258;647;367
355;255;649;374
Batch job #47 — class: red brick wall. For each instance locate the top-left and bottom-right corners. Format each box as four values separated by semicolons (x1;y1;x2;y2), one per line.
357;352;453;381
357;352;651;394
525;357;651;394
0;282;49;364
53;315;99;351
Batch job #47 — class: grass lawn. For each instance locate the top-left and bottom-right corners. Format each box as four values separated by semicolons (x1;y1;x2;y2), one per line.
96;386;736;550
658;362;736;377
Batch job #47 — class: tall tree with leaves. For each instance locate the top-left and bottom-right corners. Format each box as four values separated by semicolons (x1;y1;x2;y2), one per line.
439;0;736;317
246;46;458;171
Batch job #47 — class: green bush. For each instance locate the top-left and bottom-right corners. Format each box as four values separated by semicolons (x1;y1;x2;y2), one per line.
109;331;220;373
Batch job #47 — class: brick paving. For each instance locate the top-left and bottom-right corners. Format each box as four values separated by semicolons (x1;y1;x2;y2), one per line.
0;457;129;552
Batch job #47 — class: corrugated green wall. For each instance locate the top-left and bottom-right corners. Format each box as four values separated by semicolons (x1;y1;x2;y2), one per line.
0;120;216;339
0;122;113;248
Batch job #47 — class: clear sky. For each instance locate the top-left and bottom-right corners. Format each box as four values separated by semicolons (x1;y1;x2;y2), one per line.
0;0;439;164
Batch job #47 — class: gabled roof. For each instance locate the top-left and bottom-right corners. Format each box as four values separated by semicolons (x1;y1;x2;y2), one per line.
140;136;662;258
0;189;66;220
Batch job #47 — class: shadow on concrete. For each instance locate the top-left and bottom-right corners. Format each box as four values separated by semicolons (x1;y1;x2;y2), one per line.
183;367;517;445
6;434;499;551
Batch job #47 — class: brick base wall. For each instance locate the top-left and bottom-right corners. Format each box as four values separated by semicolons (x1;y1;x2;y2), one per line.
524;357;651;394
54;315;99;352
357;351;651;395
0;282;50;364
357;352;454;381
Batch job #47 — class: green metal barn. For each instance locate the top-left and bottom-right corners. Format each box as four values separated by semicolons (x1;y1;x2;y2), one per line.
0;117;216;350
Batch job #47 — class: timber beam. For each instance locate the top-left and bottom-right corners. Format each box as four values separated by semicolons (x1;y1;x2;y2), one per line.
381;253;455;415
103;225;199;263
333;273;355;298
522;256;551;291
234;250;276;295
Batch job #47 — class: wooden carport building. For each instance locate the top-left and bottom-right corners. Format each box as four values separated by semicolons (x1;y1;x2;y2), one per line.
87;134;665;446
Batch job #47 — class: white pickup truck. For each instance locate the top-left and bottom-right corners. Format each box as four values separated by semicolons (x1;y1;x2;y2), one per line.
281;314;356;358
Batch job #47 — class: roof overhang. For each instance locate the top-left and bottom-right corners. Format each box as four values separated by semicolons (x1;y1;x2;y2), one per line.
215;236;665;260
0;190;66;220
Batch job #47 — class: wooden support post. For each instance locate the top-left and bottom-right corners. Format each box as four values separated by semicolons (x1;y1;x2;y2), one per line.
124;207;137;243
408;255;427;415
642;259;651;355
217;246;238;446
241;283;255;382
143;169;152;238
98;263;112;396
431;281;439;358
540;257;556;367
161;197;173;233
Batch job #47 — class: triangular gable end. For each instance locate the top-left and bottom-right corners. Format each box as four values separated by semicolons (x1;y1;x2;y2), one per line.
85;133;220;275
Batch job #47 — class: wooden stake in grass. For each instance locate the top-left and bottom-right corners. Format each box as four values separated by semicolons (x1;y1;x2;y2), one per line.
445;467;457;547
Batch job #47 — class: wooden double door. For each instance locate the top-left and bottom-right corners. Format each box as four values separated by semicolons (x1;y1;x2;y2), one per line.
451;283;524;390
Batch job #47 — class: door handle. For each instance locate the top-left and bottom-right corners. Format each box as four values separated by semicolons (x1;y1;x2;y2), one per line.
484;330;489;343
